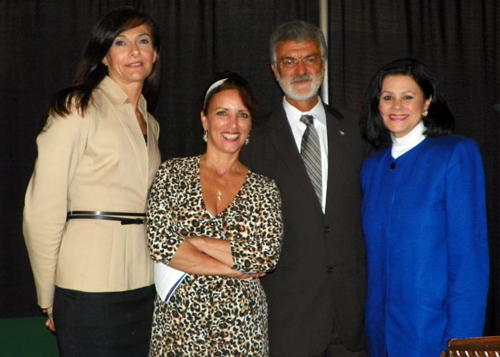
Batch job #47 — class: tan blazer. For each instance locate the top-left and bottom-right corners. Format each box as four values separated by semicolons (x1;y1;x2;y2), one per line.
23;76;161;309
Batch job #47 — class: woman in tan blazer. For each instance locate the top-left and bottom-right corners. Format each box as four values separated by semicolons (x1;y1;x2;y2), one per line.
23;7;161;356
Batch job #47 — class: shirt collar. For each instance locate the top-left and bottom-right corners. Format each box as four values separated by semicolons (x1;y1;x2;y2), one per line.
282;96;326;128
391;121;426;158
97;76;148;114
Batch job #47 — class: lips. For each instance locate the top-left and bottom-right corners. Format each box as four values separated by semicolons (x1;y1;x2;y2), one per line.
389;114;408;121
222;133;239;141
126;62;143;68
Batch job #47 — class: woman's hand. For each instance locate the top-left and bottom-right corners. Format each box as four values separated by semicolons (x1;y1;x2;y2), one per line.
186;236;233;267
42;306;55;332
168;239;268;278
250;273;267;278
228;270;267;279
186;237;267;278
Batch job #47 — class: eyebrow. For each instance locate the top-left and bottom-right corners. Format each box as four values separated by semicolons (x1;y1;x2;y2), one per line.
381;90;418;94
115;33;152;38
282;54;319;60
213;107;249;112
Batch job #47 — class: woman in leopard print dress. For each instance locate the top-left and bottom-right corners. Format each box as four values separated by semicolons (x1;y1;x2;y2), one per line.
147;73;283;356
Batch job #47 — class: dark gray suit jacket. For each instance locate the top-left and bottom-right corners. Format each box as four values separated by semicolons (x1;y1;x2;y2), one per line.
241;103;369;356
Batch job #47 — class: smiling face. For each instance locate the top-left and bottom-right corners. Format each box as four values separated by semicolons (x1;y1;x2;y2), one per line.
271;40;324;109
201;89;252;156
102;23;157;89
379;74;432;138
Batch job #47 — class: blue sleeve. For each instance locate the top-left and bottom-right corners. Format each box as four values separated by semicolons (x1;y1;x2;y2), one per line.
443;139;489;344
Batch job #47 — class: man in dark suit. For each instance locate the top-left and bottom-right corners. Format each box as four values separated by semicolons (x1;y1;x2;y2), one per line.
241;21;369;357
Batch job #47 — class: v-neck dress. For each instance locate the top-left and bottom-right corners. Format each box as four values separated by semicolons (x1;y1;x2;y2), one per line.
147;155;283;356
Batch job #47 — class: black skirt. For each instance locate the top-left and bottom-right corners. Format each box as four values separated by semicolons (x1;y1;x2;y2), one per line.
53;285;155;357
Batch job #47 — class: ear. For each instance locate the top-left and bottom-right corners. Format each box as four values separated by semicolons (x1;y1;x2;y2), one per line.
153;50;158;63
271;63;280;81
200;111;208;130
102;57;108;66
424;96;432;111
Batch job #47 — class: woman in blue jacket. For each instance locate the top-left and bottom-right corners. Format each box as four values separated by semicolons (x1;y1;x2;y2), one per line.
359;58;489;357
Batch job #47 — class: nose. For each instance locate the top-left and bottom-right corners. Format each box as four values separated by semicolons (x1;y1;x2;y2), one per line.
227;113;238;128
393;98;402;110
295;60;308;74
129;43;139;56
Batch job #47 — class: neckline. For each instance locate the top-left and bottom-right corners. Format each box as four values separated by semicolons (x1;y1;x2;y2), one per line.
197;156;249;218
391;121;426;159
390;137;427;161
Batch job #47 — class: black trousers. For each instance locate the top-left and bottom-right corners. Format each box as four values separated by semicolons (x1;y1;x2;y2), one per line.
53;285;155;357
272;324;367;357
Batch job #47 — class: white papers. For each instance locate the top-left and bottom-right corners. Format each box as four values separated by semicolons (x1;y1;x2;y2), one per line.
154;262;187;302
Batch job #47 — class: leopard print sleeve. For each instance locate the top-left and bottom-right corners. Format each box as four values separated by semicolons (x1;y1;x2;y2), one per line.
147;158;185;264
230;173;284;274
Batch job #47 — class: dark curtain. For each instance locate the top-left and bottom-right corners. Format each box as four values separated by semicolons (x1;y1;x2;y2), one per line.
1;0;498;335
0;0;318;317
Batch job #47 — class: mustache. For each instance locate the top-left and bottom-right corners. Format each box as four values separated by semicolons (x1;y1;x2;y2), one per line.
289;74;314;84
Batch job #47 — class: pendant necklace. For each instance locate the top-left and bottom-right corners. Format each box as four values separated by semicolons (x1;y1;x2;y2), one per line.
211;169;235;201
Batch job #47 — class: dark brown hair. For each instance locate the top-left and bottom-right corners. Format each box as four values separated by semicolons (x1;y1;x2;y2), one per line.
360;58;454;149
202;71;259;122
40;6;161;131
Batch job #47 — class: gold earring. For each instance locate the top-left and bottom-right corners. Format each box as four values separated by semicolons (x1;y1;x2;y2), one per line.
422;110;428;117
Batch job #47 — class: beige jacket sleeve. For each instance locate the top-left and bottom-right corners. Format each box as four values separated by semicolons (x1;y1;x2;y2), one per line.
23;110;89;309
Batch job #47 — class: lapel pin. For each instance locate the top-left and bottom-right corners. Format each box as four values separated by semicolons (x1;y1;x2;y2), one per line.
339;130;345;136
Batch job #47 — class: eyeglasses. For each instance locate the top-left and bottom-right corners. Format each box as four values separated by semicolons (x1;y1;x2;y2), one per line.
278;55;323;69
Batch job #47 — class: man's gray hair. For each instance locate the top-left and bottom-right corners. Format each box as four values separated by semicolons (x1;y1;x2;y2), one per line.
269;20;328;64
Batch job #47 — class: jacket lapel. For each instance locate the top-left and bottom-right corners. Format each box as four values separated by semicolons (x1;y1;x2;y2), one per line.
325;107;349;212
267;107;323;213
143;112;158;167
103;78;149;190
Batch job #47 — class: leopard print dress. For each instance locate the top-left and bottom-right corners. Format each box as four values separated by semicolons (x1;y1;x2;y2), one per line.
147;156;283;356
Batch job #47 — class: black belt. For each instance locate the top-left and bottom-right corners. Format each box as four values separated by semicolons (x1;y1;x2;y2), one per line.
66;211;146;225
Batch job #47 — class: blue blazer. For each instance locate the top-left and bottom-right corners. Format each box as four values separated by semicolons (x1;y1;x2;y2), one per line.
360;135;489;357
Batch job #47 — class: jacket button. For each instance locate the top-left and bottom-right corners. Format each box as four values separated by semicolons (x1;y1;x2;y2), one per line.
324;226;330;233
327;267;334;273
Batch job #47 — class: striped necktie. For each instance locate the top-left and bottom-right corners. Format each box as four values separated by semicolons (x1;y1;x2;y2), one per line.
300;114;322;203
